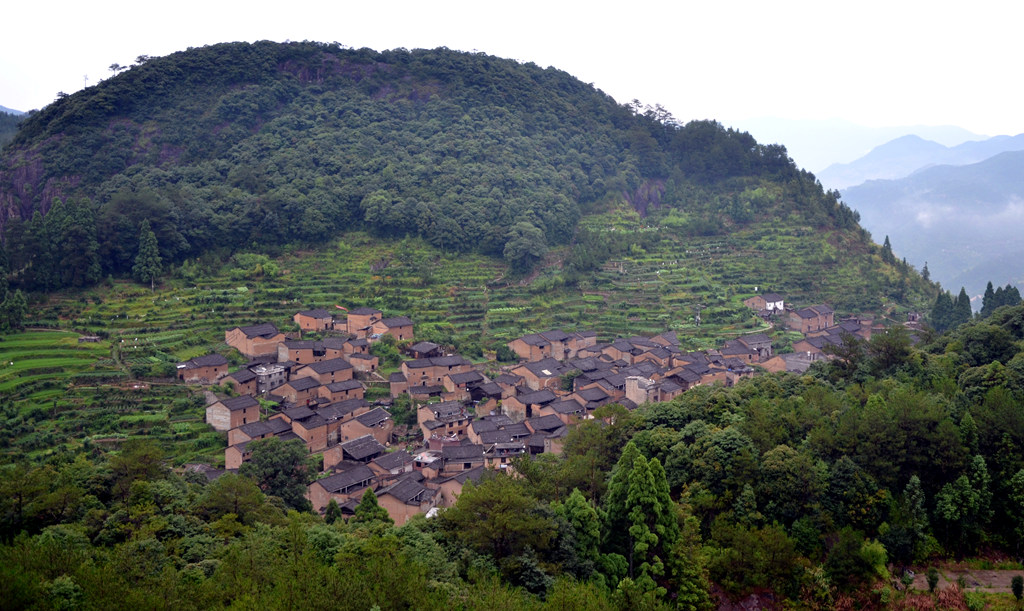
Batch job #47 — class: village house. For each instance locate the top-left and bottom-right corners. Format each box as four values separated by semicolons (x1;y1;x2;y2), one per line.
250;362;290;394
484;442;527;470
389;372;409;398
743;292;785;313
338;407;393;446
369;450;414;478
318;379;365;403
346;307;383;338
441;444;486;475
293;309;337;333
224;368;258;395
442;370;486;402
176;354;229;383
787;304;835;334
375;476;439;525
346;352;379;374
224;429;301;470
275;376;321;404
430;466;486;508
371;316;414;342
224;323;286;359
227;416;292;447
408;341;442;359
293;358;354;385
508;329;597;362
504;387;560;421
401;355;474;386
511;358;567;391
418;401;471;443
206;395;261;431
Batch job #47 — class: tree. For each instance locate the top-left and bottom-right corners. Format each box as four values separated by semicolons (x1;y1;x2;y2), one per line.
352;488;392;525
199;473;268;525
1011;574;1023;601
931;291;954;332
982;282;997;318
132;219;162;291
238;438;314;512
881;236;895;264
323;499;342;525
0;289;28;331
503;222;547;274
437;473;556;561
953;287;973;327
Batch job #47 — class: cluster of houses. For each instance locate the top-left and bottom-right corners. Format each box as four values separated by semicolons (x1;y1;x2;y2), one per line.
184;293;871;524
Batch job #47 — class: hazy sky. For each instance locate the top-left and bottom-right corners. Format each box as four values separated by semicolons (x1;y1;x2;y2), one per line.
3;1;1022;138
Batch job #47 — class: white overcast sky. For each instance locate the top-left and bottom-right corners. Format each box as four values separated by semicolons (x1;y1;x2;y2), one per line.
3;0;1022;138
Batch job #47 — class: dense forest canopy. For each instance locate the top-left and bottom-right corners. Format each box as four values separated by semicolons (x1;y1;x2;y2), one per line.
0;41;861;291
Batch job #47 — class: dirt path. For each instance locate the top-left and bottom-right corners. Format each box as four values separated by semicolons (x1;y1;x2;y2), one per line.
910;568;1024;593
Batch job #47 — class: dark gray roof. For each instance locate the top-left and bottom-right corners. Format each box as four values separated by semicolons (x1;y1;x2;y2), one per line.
355;407;390;428
378;477;434;505
527;414;564;432
478;430;513;444
181;353;229;369
409;341;439;353
440;465;486;484
389;372;408;383
220;395;260;411
349;307;382;315
237;418;291;438
342;435;386;460
302;358;353;374
448;371;484;385
520;358;565;378
470;419;498;434
441;444;485;461
282;405;316;421
501;423;531;438
576;387;610;402
325;379;363;392
380;316;413;327
227;369;257;383
517;388;557;405
234;323;280;338
372;450;412;471
286;376;321;391
297;309;333;319
316;465;375;493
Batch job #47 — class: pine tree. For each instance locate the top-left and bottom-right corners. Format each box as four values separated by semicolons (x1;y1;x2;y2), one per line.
953;287;973;327
324;498;342;525
922;261;930;282
981;281;996;318
132;219;162;291
881;235;895;264
352;487;392;525
930;291;954;333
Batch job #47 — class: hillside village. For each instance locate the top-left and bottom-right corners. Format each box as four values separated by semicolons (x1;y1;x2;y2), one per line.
183;294;887;525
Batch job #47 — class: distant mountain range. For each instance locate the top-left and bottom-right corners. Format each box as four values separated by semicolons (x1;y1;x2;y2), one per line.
726;117;982;174
0;105;24;116
841;150;1024;302
819;133;1024;190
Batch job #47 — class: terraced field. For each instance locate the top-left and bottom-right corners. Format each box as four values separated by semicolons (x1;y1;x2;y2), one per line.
6;207;930;461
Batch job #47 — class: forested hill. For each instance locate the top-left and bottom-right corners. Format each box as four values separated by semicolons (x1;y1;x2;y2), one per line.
3;41;871;296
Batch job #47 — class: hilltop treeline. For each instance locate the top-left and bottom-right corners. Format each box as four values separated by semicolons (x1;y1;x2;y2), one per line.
0;42;861;290
3;303;1023;608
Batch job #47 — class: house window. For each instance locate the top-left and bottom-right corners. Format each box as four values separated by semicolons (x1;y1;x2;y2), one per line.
464;463;472;470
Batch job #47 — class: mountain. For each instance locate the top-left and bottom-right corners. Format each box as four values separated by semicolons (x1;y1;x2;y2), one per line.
726;117;981;174
819;133;1024;189
0;105;24;115
842;150;1024;300
0;41;930;315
